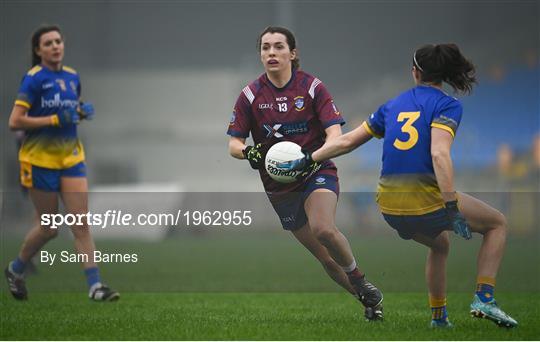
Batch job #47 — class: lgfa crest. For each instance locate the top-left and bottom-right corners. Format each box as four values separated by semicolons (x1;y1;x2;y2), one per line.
294;96;305;111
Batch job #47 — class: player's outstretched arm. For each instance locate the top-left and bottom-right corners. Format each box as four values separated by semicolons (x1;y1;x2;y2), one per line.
312;122;373;162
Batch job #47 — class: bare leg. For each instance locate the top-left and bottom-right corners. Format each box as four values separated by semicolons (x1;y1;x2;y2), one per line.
17;189;60;262
412;232;450;300
60;177;97;269
304;189;355;267
458;192;507;279
292;223;355;294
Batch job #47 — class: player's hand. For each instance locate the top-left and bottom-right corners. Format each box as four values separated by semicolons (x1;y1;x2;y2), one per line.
296;161;322;181
276;150;321;181
243;143;263;170
445;200;472;240
78;102;95;120
276;150;313;172
51;107;80;127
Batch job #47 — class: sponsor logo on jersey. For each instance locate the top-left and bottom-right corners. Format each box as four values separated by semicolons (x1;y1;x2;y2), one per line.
259;103;273;110
55;79;67;91
70;81;77;93
42;83;54;90
264;124;284;138
263;121;308;138
41;93;79;109
275;96;287;102
294;96;305;111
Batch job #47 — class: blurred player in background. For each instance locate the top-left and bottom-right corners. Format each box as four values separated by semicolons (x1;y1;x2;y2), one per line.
5;25;119;302
281;43;518;328
227;26;383;320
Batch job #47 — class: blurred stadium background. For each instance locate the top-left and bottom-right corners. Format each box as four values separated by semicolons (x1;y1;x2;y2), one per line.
1;1;538;295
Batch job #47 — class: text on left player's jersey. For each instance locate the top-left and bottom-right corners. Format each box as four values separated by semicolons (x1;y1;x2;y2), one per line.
16;65;85;169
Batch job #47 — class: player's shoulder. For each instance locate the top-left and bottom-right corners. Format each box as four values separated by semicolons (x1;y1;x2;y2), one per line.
62;65;78;75
294;70;324;98
295;69;317;83
25;65;44;77
381;88;409;109
240;73;266;103
434;89;462;112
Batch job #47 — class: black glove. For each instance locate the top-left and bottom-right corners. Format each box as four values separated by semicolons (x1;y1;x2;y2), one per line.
445;200;472;240
242;143;263;170
297;159;322;181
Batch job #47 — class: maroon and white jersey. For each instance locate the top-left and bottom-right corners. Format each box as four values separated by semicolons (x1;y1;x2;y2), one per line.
227;70;345;194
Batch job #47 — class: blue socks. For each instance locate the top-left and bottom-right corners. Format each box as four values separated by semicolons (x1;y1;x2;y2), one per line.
10;257;27;275
84;267;101;288
430;297;448;322
476;276;496;303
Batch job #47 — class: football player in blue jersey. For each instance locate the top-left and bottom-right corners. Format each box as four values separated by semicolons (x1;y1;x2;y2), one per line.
280;43;517;328
5;25;119;302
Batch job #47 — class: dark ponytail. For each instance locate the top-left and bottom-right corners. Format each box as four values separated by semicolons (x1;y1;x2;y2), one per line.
413;43;477;94
257;26;300;70
31;24;62;67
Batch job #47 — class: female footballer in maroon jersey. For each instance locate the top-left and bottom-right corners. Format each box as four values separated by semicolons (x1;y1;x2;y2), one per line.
227;26;383;320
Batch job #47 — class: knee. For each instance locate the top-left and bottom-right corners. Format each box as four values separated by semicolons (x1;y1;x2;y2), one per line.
432;234;450;255
313;226;338;246
492;211;508;237
495;212;507;230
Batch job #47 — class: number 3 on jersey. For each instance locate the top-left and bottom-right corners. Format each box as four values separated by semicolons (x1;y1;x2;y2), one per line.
393;111;420;150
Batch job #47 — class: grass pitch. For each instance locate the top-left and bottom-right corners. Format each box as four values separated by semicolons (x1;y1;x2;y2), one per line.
1;232;539;340
2;292;538;340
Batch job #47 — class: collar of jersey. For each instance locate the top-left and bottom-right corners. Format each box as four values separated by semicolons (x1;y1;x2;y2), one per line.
40;63;65;74
417;84;449;96
265;68;297;91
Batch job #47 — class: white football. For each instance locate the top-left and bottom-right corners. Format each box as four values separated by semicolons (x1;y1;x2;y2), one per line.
265;141;304;183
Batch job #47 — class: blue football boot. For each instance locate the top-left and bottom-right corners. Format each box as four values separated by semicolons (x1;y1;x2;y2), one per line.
470;294;518;328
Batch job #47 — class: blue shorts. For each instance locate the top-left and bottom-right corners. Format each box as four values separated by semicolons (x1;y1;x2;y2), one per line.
20;162;86;192
382;208;451;240
268;174;339;231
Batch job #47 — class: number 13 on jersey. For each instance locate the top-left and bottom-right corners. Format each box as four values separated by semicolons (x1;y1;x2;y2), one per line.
393;111;420;150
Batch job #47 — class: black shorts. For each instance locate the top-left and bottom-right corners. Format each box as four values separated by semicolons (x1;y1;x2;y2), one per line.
268;173;339;231
382;208;451;240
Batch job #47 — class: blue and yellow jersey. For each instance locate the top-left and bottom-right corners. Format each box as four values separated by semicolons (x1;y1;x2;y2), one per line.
363;85;462;215
15;64;85;169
